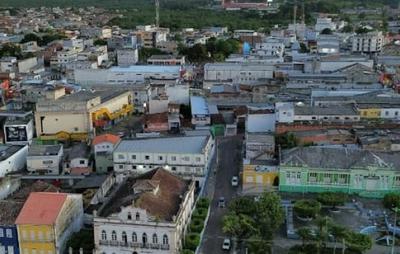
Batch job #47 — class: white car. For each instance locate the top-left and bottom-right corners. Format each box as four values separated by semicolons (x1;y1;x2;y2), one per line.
231;176;239;187
222;238;231;251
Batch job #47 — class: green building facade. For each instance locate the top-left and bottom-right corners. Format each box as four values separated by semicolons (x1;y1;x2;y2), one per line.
279;147;400;198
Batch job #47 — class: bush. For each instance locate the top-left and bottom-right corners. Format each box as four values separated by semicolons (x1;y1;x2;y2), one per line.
196;197;210;209
181;250;195;254
383;193;400;209
317;192;347;208
192;207;208;220
189;218;205;233
294;200;321;219
184;233;200;251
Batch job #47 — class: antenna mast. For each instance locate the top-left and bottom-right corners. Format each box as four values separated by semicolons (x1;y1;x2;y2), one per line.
155;0;160;28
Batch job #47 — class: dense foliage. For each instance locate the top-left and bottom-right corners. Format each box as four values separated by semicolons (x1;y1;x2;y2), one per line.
383;193;400;209
294;199;322;219
21;33;66;46
317;192;347;208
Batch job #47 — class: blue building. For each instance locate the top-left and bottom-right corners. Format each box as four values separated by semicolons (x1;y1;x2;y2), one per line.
0;201;23;254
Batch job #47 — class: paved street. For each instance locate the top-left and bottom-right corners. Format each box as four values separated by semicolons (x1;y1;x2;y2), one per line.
199;136;243;254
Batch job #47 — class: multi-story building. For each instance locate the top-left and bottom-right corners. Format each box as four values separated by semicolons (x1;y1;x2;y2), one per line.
279;146;400;198
4;118;34;145
27;144;63;175
16;192;84;254
117;49;139;67
147;55;185;66
34;90;133;141
93;168;195;254
93;134;121;174
0;145;28;177
113;135;214;186
190;96;211;127
351;32;384;53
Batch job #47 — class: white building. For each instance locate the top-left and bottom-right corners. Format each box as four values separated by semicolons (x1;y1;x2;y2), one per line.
204;63;274;85
315;17;336;32
113;135;214;186
27;144;63;175
190;96;211;127
4;118;34;145
351;32;384;53
275;102;294;123
254;38;285;57
117;49;139;67
93;168;195;254
74;65;181;86
246;106;276;133
0;145;28;177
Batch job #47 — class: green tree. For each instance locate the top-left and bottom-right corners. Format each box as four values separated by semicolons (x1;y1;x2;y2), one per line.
330;224;348;254
246;235;271;254
94;38;107;46
317;192;347;209
255;192;285;240
320;28;333;35
315;216;333;254
186;43;209;63
344;231;372;253
20;33;42;44
138;47;165;62
383;193;400;209
222;213;256;243
297;227;314;248
294;200;321;219
228;197;256;216
342;25;353;33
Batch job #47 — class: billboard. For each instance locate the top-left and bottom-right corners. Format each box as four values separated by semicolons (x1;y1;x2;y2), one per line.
5;125;28;143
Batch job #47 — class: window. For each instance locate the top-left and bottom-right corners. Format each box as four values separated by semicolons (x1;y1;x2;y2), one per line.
195;157;201;162
182;156;190;161
142;233;147;244
136;212;140;221
171;156;176;161
7;246;14;254
38;231;43;240
145;155;150;160
127;212;132;220
0;229;3;237
131;155;136;160
122;231;127;243
42;160;53;165
172;167;177;171
101;230;107;240
111;231;117;241
118;154;125;159
118;165;124;170
30;230;35;240
158;156;163;160
79;160;85;165
163;234;169;245
132;232;137;242
152;233;158;244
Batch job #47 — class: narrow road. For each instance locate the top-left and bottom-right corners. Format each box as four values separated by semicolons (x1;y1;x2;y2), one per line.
199;136;242;254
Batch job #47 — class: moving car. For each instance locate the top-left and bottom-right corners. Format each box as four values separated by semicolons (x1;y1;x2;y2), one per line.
231;176;239;187
222;238;231;250
218;196;225;208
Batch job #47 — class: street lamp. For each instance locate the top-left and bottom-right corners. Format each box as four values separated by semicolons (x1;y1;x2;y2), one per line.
391;206;398;254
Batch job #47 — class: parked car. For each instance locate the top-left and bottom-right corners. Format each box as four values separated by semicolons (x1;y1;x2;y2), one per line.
218;196;225;208
222;238;231;250
231;176;239;187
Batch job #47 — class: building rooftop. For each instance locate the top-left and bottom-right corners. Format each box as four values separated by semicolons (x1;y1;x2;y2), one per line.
0;145;26;162
114;135;209;154
110;65;181;74
16;192;67;225
294;105;358;116
281;146;400;171
92;134;121;146
191;96;209;116
73;175;109;190
100;168;189;221
28;144;62;157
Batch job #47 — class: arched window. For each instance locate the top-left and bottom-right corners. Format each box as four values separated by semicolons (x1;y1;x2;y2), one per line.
132;232;137;242
127;212;132;220
136;212;140;221
152;233;158;244
122;231;127;243
163;234;169;245
101;230;107;241
142;233;147;244
111;231;117;241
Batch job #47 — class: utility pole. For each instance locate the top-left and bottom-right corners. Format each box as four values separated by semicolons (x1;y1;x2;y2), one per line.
391;207;398;254
155;0;160;28
293;0;297;37
301;0;305;25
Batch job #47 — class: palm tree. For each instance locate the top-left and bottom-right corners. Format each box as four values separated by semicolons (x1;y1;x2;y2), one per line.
330;225;348;254
297;227;313;249
314;216;333;254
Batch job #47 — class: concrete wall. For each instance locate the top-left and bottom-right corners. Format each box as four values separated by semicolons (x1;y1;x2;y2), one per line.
18;57;37;73
0;145;28;177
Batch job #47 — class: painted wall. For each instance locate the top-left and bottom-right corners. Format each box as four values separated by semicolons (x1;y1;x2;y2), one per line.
0;225;19;254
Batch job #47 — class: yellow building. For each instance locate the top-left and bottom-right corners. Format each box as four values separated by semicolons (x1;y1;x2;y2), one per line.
16;192;83;254
35;90;133;142
358;108;381;119
242;161;279;194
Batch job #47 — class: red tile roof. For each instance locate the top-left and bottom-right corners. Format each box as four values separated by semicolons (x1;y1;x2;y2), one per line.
92;134;121;146
15;192;67;225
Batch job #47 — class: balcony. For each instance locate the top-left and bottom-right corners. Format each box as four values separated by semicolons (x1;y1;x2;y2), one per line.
161;244;170;250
